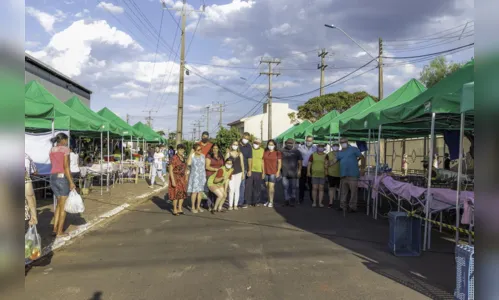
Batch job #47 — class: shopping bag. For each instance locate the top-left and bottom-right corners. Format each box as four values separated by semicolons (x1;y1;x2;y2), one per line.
25;225;41;260
65;190;85;214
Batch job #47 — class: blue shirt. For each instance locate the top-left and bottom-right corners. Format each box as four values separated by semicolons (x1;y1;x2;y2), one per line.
297;144;317;167
336;146;362;177
239;142;252;172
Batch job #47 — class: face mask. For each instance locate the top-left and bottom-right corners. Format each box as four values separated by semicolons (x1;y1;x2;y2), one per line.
202;138;209;143
268;145;275;150
317;147;324;152
253;144;260;149
341;143;348;149
242;139;249;144
225;164;232;169
285;144;293;149
305;142;313;147
231;145;238;150
332;146;339;151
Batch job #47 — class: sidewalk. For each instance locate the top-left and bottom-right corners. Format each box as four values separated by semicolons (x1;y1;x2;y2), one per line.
29;180;168;264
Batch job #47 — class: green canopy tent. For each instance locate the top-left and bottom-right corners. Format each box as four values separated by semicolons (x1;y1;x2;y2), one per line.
25;97;54;119
25;81;104;132
294;110;339;140
312;96;377;139
132;122;167;143
275;120;312;144
340;79;427;137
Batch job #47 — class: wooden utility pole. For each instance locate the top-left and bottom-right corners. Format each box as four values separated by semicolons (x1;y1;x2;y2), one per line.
378;38;384;100
205;105;211;133
126;114;130;124
259;57;280;140
163;0;205;145
142;109;157;127
212;102;225;131
318;48;328;96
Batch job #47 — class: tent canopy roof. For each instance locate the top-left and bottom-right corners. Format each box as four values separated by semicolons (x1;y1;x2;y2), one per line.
294;110;339;139
461;82;474;113
97;107;144;138
132;121;166;143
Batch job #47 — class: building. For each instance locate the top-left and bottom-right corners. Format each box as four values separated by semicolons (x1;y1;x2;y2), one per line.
228;103;298;141
25;53;92;106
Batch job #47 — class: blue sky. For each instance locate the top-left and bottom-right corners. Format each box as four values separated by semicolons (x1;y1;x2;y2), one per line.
24;0;474;138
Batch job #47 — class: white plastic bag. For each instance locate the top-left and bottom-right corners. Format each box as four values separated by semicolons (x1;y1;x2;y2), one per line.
65;190;85;214
25;225;41;260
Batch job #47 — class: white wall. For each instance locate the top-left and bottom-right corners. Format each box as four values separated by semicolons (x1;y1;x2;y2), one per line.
242;103;296;141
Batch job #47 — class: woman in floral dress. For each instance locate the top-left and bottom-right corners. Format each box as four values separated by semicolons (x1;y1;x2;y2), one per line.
187;144;206;213
168;144;188;216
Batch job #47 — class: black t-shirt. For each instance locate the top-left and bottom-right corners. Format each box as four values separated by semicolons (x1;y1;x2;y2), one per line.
281;148;303;178
444;158;450;170
239;143;252;172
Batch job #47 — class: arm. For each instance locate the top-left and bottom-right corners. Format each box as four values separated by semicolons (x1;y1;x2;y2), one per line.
297;160;302;177
240;153;245;175
187;152;193;166
25;180;37;225
324;155;329;176
213;169;224;184
205;158;219;172
169;161;176;186
63;153;75;190
248;158;253;176
307;155;313;177
276;159;282;177
261;158;265;179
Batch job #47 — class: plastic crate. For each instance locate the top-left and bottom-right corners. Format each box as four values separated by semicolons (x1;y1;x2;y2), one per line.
454;244;474;300
388;211;422;256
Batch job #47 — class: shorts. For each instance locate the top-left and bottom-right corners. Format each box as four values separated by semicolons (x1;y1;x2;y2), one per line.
311;177;326;185
50;174;70;197
264;174;277;183
327;176;341;188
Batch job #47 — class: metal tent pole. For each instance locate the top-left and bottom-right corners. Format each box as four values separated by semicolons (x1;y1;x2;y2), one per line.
100;131;103;196
107;130;110;191
366;128;371;216
455;112;465;243
373;125;382;219
423;113;436;251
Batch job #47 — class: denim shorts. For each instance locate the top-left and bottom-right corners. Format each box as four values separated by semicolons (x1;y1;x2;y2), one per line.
311;177;326;185
50;174;70;197
264;174;277;183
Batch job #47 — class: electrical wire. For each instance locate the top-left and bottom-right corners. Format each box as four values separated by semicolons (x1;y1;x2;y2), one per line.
383;44;474;68
382;43;474;59
144;9;165;109
185;13;202;58
383;21;474;43
386;33;474;53
273;58;377;100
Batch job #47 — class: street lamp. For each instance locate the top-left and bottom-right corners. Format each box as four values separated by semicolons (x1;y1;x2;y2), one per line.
324;24;376;59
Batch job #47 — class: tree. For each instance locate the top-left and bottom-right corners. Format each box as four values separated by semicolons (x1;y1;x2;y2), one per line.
419;56;463;88
214;127;241;153
296;91;376;122
156;130;166;137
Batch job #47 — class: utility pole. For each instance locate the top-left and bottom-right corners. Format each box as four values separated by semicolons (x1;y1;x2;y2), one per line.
318;48;328;96
205;105;211;133
259;57;280;140
212;102;225;131
163;0;205;145
126;114;130;124
142;109;157;127
378;38;384;100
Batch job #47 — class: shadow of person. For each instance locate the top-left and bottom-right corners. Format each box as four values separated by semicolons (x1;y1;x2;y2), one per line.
151;195;172;213
89;291;103;300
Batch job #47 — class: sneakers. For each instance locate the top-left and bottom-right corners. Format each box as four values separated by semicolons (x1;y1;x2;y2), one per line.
312;203;317;207
264;202;269;207
268;203;273;208
228;206;233;211
234;206;239;210
149;185;154;189
242;205;248;209
319;203;324;208
198;208;204;213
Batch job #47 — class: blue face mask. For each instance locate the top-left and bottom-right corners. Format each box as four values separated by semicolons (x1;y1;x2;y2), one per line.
318;147;324;152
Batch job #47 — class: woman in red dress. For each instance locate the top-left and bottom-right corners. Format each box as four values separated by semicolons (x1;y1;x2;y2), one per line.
168;144;188;216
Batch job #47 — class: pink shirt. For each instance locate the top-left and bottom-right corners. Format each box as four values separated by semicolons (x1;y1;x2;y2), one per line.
50;146;70;174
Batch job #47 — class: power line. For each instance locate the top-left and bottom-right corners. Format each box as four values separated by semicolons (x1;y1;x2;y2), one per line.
383;45;474;68
144;8;165;109
185;15;201;58
386;33;474;53
383;21;474;43
273;57;377;100
382;43;474;59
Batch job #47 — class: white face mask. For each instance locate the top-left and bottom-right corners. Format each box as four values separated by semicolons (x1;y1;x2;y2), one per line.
332;146;339;151
341;143;348;149
305;141;313;147
231;145;238;150
242;139;249;144
253;144;260;149
268;145;275;150
225;164;232;169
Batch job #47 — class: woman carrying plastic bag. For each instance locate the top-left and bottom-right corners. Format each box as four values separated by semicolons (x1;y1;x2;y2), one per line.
65;190;85;214
25;225;41;261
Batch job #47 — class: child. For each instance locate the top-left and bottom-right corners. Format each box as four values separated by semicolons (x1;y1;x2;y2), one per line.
307;143;327;207
207;157;234;213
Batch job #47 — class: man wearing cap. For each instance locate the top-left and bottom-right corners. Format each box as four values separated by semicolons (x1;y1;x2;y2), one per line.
297;135;316;204
245;138;265;206
197;131;213;157
280;138;302;206
334;137;363;213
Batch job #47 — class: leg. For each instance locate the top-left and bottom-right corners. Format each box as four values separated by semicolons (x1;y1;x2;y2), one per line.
282;177;290;204
55;196;68;236
253;172;262;205
318;184;324;207
299;167;306;202
158;171;166;184
232;173;242;209
328;187;336;206
339;178;349;210
172;199;178;214
191;193;198;213
312;184;318;206
268;182;275;205
212;188;225;211
291;178;298;205
53;196;62;234
349;178;359;211
228;179;236;209
196;192;203;211
178;198;185;213
245;175;254;206
150;167;157;186
238;176;246;207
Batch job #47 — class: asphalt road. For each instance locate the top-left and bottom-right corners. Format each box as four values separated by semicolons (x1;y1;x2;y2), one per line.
24;196;456;300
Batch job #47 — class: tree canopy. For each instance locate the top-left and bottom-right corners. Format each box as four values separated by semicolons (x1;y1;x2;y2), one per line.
214;127;241;153
419;56;463;88
296;91;376;122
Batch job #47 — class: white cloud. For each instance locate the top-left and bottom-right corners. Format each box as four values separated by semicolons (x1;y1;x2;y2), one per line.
265;23;298;37
110;91;147;99
75;9;90;18
25;41;40;49
25;7;66;32
210;56;241;66
97;2;125;14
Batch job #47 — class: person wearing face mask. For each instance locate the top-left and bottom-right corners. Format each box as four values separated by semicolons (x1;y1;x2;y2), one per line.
150;147;166;188
298;135;317;204
263;139;282;208
326;143;341;208
225;140;245;210
245;138;265;206
307;143;327;207
197;131;213;157
280;138;302;207
238;132;252;208
207;157;234;213
335;138;363;213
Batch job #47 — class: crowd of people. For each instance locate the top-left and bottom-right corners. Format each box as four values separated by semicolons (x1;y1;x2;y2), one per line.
165;131;365;216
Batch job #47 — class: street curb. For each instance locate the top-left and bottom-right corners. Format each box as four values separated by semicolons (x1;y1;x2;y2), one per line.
25;186;167;266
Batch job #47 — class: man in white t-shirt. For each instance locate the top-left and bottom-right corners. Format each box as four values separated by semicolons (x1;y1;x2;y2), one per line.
69;148;80;175
150;147;166;188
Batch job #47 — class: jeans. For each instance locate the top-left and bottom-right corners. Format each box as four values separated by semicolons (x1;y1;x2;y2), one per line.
299;166;311;203
340;176;359;210
245;172;262;205
238;175;247;206
282;177;298;204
